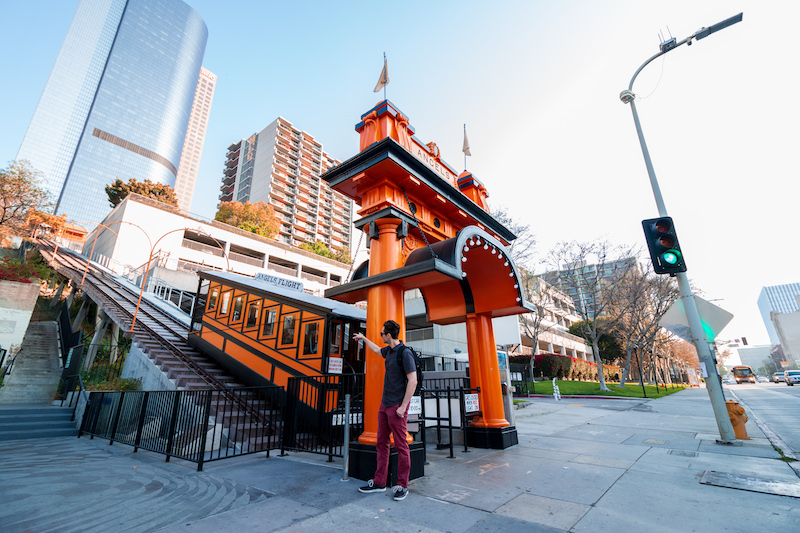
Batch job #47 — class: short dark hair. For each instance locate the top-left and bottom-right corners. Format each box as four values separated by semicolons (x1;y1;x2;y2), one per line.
382;320;400;340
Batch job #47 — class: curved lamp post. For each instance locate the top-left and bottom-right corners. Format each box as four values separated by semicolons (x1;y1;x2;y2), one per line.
77;220;152;285
130;228;230;332
620;13;742;442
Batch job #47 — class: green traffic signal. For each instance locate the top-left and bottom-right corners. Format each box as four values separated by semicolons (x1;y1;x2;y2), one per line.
642;216;687;275
662;250;681;265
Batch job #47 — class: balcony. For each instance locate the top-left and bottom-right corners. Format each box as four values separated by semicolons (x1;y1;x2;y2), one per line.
181;238;223;257
228;250;264;267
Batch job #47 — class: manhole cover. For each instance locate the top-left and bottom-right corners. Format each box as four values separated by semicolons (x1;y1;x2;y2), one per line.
669;450;698;457
643;439;668;445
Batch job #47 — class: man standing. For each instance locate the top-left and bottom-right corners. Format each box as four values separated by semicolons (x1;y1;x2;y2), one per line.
354;320;417;501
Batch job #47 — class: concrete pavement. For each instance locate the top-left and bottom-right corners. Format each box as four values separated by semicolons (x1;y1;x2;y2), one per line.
1;387;799;532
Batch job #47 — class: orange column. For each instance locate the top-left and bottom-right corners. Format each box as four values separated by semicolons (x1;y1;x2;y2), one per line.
465;312;509;428
359;219;406;445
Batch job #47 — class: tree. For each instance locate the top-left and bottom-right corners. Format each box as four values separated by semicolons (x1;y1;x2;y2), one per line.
568;321;623;363
214;201;280;238
517;269;560;358
299;240;353;265
105;178;178;207
0;161;51;240
612;264;680;387
492;205;536;270
546;240;635;391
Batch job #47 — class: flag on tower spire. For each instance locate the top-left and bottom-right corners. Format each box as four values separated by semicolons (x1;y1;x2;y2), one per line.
373;53;389;98
462;124;471;170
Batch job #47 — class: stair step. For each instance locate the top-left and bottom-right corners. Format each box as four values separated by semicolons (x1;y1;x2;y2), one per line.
0;420;76;433
0;427;79;441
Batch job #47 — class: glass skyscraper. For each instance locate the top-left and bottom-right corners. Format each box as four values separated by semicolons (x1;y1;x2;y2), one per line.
16;0;207;224
757;283;800;345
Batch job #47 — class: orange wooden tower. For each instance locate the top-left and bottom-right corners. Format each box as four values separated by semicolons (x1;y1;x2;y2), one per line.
322;100;533;475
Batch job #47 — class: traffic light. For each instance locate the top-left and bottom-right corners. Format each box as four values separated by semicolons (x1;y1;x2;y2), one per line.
642;217;687;275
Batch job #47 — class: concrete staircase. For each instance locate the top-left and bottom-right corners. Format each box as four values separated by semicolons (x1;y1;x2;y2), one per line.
0;404;79;441
0;321;62;404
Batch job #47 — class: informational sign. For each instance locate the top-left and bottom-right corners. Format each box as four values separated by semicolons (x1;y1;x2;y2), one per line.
327;357;343;374
331;412;362;426
254;272;303;292
464;393;480;413
659;296;733;343
511;372;523;382
497;351;508;370
700;362;708;378
687;368;700;387
408;395;421;415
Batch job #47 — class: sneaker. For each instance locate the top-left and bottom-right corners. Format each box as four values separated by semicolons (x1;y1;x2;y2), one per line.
393;486;408;500
358;479;386;493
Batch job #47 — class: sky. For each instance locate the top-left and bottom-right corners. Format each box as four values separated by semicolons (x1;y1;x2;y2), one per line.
1;0;797;346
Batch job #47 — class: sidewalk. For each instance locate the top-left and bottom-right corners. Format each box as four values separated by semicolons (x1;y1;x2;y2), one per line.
1;387;798;532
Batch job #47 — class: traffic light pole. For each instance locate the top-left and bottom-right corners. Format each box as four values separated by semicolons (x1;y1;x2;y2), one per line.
620;14;743;443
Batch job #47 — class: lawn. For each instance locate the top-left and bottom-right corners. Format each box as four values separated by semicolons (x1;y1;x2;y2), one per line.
518;380;685;399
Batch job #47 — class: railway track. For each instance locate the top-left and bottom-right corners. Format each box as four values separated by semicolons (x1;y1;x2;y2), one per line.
39;241;246;391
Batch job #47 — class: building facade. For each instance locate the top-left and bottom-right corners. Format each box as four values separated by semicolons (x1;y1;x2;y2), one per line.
175;67;216;212
542;257;639;319
16;0;208;224
757;283;800;346
220;117;353;255
85;194;353;312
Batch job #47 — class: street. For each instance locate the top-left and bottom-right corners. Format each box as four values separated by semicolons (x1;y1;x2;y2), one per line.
726;381;800;456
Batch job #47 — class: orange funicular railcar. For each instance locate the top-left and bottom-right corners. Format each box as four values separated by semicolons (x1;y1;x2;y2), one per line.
188;271;366;412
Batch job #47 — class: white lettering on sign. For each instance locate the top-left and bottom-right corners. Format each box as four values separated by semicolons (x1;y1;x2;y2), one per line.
254;272;304;292
327;357;343;374
332;412;363;426
413;145;456;185
464;393;479;413
408;395;421;415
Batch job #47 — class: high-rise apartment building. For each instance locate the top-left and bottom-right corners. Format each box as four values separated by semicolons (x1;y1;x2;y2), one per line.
542;257;640;318
16;0;208;224
175;67;216;213
220;117;353;255
757;283;800;345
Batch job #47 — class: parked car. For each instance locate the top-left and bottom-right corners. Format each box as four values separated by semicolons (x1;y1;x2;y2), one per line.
784;370;800;386
757;376;769;383
773;372;785;383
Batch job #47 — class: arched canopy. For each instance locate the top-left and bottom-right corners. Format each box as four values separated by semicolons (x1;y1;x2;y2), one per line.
326;226;534;324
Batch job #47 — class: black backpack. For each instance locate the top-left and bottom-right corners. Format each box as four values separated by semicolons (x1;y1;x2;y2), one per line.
397;345;424;395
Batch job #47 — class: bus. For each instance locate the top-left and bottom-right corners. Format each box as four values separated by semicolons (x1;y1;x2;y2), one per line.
731;366;756;384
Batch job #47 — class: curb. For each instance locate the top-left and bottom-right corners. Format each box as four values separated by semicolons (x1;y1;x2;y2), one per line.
726;388;800;479
522;394;650;401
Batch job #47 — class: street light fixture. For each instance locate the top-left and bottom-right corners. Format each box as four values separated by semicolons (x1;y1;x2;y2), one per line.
620;13;743;443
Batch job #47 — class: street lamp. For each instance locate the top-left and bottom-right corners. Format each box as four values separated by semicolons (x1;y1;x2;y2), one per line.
620;13;742;443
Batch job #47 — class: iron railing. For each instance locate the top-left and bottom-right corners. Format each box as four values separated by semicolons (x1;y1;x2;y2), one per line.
80;386;283;471
282;373;364;461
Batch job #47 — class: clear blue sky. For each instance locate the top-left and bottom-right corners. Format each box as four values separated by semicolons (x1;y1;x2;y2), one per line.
1;0;797;345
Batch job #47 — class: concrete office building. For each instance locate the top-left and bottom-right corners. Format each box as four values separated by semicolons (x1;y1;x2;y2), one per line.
16;0;208;224
757;283;800;346
220;118;354;256
175;67;217;212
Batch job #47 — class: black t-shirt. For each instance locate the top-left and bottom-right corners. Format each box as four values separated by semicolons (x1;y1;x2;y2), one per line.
380;341;416;407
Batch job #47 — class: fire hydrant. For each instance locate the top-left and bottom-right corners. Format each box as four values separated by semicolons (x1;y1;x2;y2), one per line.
725;400;749;440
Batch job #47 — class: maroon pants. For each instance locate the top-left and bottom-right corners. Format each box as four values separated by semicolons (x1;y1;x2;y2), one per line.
373;403;410;488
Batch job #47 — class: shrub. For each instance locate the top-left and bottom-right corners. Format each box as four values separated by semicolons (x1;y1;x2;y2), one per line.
532;352;619;382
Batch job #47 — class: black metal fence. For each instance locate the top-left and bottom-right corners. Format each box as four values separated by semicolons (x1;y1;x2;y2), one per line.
510;363;535;395
80;386;283;470
282;373;365;461
415;386;481;459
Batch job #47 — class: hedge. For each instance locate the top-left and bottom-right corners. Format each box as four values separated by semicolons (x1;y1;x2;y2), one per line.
510;353;620;382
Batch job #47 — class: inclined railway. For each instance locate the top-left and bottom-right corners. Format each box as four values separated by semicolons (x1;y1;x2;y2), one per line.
39;241;246;391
